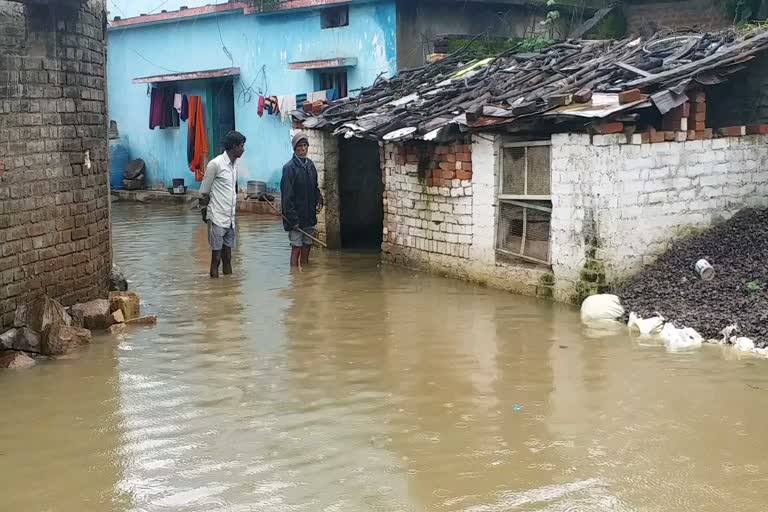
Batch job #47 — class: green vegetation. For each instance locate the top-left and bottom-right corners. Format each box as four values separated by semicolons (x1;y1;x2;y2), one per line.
717;0;762;24
745;280;762;293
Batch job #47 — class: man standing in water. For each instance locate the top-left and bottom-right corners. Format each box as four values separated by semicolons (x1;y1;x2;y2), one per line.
281;132;324;267
200;131;246;278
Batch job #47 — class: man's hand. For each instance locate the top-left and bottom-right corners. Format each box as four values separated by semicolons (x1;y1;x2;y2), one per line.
199;195;210;224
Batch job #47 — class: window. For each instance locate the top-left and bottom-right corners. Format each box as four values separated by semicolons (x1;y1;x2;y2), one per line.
321;6;349;29
318;70;348;99
496;141;552;265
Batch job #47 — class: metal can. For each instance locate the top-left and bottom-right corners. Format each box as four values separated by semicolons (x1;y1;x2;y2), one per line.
695;259;715;281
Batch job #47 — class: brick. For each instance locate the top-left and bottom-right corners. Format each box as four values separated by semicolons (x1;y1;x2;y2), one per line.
693;111;706;122
574;88;592;103
690;102;706;114
694;121;706;131
689;91;706;103
649;128;666;143
675;131;688;142
455;152;471;163
629;132;650;144
687;130;696;140
618;88;642;104
441;170;456;179
456;170;473;180
444;153;456;162
664;131;675;141
593;122;624;134
717;126;746;137
746;124;768;135
696;128;714;139
438;161;455;171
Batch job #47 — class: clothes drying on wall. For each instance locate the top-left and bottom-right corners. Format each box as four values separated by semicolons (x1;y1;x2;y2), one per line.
187;96;209;182
149;87;181;129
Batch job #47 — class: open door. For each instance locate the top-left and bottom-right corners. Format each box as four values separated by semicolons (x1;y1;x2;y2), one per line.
339;138;383;250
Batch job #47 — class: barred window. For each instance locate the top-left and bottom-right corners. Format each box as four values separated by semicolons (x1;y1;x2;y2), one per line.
496;142;552;265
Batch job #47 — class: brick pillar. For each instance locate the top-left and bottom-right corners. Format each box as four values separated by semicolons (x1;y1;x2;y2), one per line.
301;129;341;249
0;0;111;327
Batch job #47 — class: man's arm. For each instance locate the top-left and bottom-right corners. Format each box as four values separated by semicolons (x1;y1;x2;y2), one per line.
281;165;299;229
198;160;218;221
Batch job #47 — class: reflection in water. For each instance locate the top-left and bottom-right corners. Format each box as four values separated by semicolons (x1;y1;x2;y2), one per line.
1;203;768;511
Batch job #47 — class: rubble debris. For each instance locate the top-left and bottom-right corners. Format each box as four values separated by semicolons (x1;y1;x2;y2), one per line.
71;299;113;330
0;352;36;369
125;315;157;326
41;325;92;356
25;296;71;334
109;323;126;335
109;291;140;321
109;264;129;292
111;310;125;324
617;208;768;348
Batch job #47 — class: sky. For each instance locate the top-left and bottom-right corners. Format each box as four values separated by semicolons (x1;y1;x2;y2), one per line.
107;0;214;19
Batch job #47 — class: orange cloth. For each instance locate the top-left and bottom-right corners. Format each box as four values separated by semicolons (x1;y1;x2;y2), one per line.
188;96;209;182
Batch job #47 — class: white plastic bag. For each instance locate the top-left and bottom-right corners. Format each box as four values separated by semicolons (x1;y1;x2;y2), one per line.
581;294;625;324
661;323;703;351
627;312;665;336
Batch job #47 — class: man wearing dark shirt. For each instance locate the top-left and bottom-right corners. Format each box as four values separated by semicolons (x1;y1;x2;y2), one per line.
281;133;324;267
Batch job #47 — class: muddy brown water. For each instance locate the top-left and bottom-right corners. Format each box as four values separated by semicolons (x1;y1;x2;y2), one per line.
2;203;768;511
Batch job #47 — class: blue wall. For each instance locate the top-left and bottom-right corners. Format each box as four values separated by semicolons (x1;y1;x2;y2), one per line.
107;1;397;191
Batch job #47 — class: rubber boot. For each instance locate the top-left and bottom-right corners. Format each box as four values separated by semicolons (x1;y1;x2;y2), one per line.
210;250;222;278
221;246;233;275
300;246;311;265
290;247;301;268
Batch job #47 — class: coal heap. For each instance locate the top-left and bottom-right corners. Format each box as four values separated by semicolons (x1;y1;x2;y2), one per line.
617;209;768;347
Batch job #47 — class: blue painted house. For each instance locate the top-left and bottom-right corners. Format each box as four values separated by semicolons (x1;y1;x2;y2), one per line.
107;0;560;191
108;0;399;191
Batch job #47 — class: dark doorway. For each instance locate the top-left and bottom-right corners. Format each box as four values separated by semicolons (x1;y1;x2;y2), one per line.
339;138;383;249
210;78;235;155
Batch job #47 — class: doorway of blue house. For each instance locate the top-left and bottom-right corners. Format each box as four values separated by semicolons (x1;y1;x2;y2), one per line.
339;138;383;250
208;78;236;157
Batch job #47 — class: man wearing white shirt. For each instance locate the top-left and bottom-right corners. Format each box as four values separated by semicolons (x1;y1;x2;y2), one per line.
199;131;246;278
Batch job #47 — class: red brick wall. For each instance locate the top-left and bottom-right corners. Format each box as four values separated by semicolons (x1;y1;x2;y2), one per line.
626;0;730;34
0;0;111;327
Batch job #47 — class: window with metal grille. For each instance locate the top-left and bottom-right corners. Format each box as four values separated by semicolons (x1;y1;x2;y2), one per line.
497;142;552;265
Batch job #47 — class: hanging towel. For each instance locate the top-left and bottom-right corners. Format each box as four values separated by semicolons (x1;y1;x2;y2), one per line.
160;88;175;129
149;88;164;129
258;96;266;117
326;88;339;101
187;96;209;182
174;93;183;114
264;96;280;116
280;95;297;122
180;95;189;122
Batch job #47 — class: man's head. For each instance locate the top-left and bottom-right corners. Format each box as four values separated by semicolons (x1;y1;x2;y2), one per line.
224;131;246;161
292;132;309;159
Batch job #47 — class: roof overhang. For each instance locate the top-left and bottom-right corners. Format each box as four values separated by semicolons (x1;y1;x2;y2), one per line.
132;67;241;84
288;58;358;70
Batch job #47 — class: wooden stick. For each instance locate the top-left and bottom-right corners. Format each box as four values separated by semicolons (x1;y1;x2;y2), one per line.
263;198;328;249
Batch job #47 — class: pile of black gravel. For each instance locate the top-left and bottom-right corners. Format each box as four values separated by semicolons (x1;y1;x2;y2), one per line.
616;208;768;348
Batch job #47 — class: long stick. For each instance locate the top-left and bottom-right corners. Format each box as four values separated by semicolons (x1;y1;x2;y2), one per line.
263;198;328;249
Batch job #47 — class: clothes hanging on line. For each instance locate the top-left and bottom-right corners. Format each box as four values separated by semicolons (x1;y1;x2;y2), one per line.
187;96;209;182
180;95;189;122
326;88;339;101
258;96;266;117
174;93;183;114
149;87;164;129
280;95;297;122
264;96;280;116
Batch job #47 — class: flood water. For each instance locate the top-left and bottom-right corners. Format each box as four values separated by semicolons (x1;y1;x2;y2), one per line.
2;203;768;511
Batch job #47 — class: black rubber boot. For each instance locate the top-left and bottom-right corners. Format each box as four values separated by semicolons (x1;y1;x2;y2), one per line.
221;246;233;275
210;250;222;278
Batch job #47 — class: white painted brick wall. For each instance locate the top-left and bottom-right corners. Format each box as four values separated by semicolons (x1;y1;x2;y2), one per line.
551;133;768;300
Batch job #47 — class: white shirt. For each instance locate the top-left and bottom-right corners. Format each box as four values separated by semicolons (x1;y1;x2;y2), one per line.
200;152;238;228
